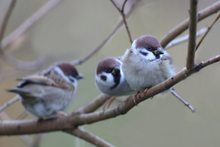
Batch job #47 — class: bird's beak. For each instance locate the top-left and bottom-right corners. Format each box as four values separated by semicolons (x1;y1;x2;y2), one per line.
154;47;164;56
112;69;116;75
76;75;83;80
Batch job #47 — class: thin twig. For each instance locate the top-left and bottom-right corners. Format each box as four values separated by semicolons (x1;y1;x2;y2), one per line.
110;0;133;43
0;96;20;112
1;0;63;50
186;0;198;69
0;0;63;70
166;27;207;49
170;88;196;112
66;127;115;147
122;0;128;12
196;12;220;50
1;55;47;70
161;1;220;48
0;0;16;49
72;0;139;65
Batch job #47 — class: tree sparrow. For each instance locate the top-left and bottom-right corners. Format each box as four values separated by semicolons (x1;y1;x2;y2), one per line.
96;57;134;96
121;35;195;112
8;62;83;119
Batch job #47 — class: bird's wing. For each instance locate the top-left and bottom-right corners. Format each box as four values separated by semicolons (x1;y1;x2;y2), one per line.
16;75;58;88
7;75;58;98
43;69;74;90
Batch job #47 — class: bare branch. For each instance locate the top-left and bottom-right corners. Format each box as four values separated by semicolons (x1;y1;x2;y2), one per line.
170;88;195;112
161;1;220;48
0;0;63;71
0;96;19;112
166;27;207;49
121;0;128;13
186;0;198;69
0;0;16;47
110;0;133;44
66;127;114;147
72;0;139;65
1;54;47;70
0;112;32;145
110;0;121;12
196;12;220;50
0;54;220;135
1;0;63;50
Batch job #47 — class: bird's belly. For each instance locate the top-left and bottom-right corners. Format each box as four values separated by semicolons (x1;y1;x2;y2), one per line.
125;62;167;90
22;86;74;118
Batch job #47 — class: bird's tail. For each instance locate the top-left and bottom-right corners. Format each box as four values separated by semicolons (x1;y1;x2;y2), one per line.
7;88;31;97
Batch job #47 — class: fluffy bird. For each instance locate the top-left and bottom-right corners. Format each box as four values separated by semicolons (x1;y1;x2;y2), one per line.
121;35;195;112
8;62;83;119
95;57;134;96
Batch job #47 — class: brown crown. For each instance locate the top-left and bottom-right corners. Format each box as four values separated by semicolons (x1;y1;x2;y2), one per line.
57;63;79;78
96;57;121;74
134;35;161;50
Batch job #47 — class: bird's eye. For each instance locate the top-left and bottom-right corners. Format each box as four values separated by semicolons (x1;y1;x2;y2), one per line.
147;47;153;51
139;50;148;56
106;68;113;73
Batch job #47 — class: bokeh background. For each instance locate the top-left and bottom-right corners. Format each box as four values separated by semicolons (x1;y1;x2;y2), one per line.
0;0;220;147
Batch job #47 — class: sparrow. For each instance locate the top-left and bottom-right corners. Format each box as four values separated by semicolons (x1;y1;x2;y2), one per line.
7;62;83;119
121;35;195;112
95;57;134;96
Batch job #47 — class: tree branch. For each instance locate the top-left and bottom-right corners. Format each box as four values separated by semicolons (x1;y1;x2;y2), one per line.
1;0;63;50
186;0;198;69
0;0;64;71
166;27;207;49
110;0;133;44
74;54;220;126
161;1;220;48
0;96;19;113
0;54;220;135
0;112;32;145
196;12;220;50
0;0;16;49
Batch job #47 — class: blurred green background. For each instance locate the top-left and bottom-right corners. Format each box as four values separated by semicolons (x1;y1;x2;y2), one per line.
0;0;220;147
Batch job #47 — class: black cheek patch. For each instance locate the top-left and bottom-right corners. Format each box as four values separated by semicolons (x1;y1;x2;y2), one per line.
110;69;121;90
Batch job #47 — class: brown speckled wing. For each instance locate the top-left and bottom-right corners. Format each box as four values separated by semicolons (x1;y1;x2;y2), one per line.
43;69;74;90
17;75;58;88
